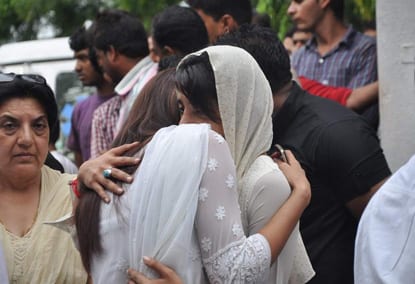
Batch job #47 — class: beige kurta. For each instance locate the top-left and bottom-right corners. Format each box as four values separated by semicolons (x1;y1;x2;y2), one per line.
0;166;87;283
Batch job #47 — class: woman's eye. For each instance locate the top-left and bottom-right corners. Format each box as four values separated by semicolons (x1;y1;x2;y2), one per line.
33;121;47;132
3;122;16;131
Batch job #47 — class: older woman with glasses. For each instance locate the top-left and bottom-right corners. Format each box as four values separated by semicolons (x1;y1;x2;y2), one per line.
0;73;87;283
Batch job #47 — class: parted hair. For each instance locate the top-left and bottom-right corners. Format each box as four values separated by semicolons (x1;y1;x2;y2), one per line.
176;51;220;123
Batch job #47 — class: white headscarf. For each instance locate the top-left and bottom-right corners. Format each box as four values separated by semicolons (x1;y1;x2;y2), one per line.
180;45;274;182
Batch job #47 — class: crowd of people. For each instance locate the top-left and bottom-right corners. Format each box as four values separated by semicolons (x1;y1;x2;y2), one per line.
0;0;413;283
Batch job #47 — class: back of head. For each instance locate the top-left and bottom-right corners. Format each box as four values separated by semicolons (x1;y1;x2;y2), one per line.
175;51;220;123
251;10;271;28
0;73;58;135
187;0;252;25
158;54;183;71
92;9;149;58
152;5;209;57
328;0;344;21
216;24;292;94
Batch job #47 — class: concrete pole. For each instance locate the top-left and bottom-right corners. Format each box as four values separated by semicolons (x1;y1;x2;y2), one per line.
377;0;415;172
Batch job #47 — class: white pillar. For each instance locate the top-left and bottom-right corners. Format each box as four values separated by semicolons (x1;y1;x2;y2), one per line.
377;0;415;172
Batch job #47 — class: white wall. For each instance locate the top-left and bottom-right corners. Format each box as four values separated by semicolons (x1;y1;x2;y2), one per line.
378;0;415;172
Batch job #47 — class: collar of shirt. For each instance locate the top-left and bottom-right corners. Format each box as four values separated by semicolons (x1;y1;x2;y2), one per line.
305;26;356;54
115;56;155;97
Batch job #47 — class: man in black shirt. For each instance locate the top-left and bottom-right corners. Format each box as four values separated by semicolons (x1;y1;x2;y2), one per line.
216;25;391;283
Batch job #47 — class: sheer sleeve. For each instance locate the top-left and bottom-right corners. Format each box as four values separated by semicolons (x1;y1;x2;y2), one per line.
195;130;271;283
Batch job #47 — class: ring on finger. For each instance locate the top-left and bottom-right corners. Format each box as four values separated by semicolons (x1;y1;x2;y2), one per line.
102;168;112;179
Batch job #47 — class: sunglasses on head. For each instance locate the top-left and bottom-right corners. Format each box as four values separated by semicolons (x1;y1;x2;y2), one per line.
0;73;46;85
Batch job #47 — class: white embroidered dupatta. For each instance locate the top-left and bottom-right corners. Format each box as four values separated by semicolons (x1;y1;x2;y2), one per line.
128;124;209;282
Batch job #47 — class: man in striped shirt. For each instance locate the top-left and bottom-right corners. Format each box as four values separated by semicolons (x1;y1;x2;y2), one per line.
288;0;379;129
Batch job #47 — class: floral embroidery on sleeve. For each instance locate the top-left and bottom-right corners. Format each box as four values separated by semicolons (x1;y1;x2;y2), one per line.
208;158;219;172
201;237;212;252
225;174;235;189
215;206;226;220
232;223;243;237
199;188;208;202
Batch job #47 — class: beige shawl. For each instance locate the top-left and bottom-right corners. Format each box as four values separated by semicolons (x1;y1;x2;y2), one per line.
0;166;87;283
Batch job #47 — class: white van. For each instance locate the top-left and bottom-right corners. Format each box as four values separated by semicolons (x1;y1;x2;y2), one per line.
0;37;74;88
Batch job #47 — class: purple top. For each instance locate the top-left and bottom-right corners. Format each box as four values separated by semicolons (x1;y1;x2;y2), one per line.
67;93;115;161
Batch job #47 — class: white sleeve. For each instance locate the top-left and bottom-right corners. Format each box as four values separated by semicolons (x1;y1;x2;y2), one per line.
355;157;415;284
195;131;271;283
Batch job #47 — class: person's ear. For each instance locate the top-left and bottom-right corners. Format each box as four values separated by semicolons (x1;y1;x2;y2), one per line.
162;46;175;57
220;14;238;34
319;0;330;10
107;45;118;63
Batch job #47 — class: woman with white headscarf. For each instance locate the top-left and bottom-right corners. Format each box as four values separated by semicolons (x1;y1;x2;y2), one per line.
76;46;310;283
174;46;314;284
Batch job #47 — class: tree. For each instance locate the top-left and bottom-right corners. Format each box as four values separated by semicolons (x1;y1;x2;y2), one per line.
0;0;376;44
0;0;105;44
253;0;376;39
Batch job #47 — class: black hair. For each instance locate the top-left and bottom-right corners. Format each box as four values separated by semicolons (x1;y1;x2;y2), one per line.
49;120;60;145
158;54;183;72
187;0;252;25
0;73;58;137
328;0;344;21
216;24;292;94
285;25;297;38
45;152;64;173
152;6;209;57
175;51;220;123
362;19;376;31
69;25;103;74
69;26;88;52
92;9;149;58
251;10;271;28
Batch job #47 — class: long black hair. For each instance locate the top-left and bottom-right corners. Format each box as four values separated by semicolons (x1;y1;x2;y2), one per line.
75;68;180;273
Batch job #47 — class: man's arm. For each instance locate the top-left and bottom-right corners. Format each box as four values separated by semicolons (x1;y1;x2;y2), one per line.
346;81;378;111
346;177;388;218
299;77;378;111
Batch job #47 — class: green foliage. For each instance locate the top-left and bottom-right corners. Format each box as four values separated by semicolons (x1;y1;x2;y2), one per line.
0;0;104;43
114;0;178;30
253;0;376;40
0;0;376;43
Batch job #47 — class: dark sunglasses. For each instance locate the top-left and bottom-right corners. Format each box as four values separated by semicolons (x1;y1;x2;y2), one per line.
0;73;46;85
